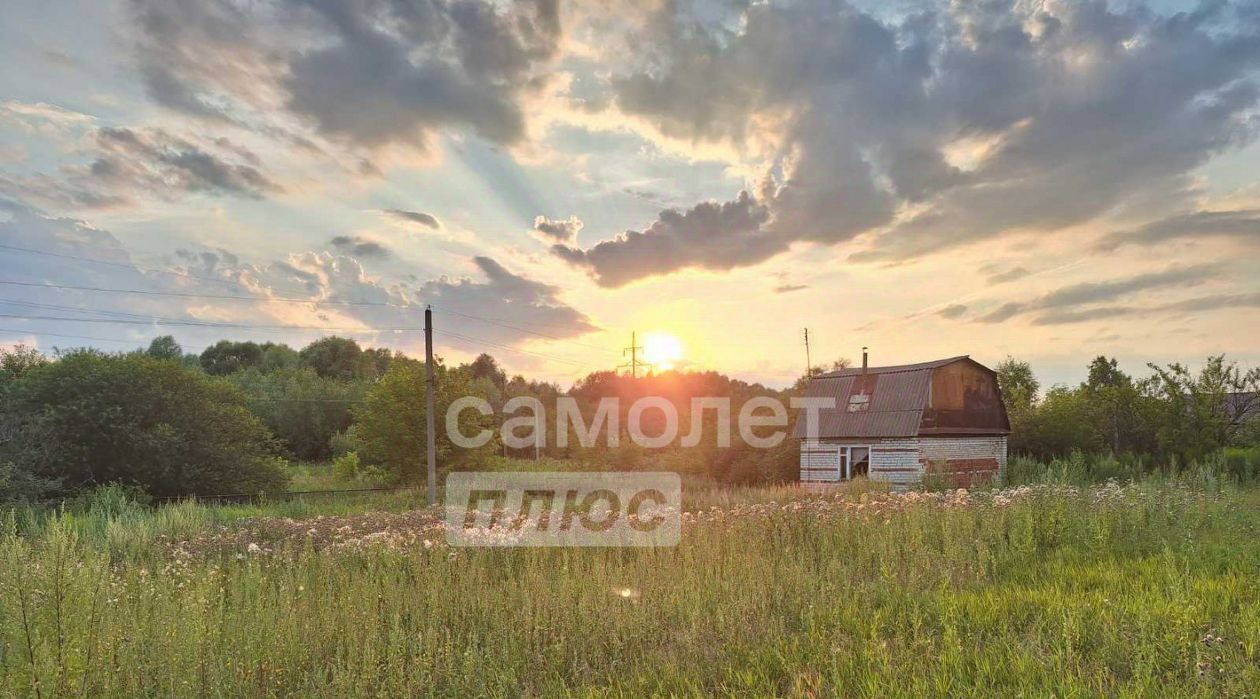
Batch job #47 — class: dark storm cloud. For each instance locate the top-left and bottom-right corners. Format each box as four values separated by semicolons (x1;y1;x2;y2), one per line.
126;0;562;151
977;264;1218;323
532;215;583;242
1098;209;1260;250
329;235;391;259
555;0;1260;284
384;209;441;229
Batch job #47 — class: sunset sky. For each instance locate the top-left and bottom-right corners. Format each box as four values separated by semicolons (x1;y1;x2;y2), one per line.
1;0;1257;388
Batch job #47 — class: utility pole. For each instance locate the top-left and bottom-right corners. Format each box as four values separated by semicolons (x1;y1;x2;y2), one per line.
803;328;812;378
424;305;437;506
620;331;649;378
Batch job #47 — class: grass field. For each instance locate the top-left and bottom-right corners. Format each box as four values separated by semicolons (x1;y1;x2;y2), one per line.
2;475;1259;697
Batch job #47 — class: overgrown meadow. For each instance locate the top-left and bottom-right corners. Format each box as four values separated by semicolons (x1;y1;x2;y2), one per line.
2;460;1259;697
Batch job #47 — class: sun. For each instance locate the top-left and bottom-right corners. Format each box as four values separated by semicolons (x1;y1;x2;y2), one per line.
642;332;685;371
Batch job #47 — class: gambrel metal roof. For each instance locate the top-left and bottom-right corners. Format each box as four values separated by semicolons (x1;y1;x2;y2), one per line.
792;356;1007;439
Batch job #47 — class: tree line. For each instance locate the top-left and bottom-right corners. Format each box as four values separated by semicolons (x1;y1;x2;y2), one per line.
1;337;1256;506
996;355;1259;464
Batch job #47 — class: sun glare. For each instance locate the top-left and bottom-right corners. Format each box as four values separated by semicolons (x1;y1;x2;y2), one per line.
642;332;684;371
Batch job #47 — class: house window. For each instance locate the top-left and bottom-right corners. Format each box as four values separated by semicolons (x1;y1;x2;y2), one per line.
850;447;870;477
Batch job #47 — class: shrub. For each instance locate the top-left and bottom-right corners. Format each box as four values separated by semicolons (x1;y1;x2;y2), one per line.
4;350;288;498
230;367;367;461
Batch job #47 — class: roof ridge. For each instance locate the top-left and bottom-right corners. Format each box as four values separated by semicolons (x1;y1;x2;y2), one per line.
814;355;970;378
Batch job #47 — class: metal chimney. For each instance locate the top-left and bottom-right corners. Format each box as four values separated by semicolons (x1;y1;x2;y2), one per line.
862;347;868;373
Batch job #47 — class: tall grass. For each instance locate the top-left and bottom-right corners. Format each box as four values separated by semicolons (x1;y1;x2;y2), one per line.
2;478;1257;696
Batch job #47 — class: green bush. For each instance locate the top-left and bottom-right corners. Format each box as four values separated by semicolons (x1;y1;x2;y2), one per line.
230;367;367;461
4;350;288;498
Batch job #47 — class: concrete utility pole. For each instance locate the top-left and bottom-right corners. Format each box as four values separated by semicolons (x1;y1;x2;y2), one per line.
424;305;437;506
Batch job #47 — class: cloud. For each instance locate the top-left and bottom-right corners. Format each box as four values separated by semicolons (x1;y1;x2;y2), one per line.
0;203;594;358
773;284;808;294
384;209;441;229
553;0;1260;283
329;235;390;259
126;0;562;152
977;264;1218;323
532;215;583;243
1032;292;1260;325
986;267;1029;285
1098;209;1260;250
0;126;280;209
552;190;773;287
418;256;598;344
937;304;968;319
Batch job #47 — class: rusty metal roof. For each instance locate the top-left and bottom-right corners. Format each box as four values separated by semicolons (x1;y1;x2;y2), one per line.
792;356;969;439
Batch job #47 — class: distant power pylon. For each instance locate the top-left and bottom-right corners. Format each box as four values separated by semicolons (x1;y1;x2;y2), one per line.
619;331;653;378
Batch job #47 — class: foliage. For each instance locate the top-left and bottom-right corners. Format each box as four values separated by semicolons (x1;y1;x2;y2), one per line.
199;340;266;375
330;451;388;485
261;343;301;372
144;335;183;361
299;336;391;380
3;350;288;497
1002;354;1257;465
229;367;367;461
0;345;46;384
1145;355;1260;463
353;358;497;484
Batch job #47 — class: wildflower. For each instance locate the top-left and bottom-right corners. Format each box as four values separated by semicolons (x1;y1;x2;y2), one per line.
247;543;262;554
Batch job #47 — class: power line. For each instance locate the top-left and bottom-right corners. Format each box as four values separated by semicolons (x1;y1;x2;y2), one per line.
0;326;187;348
0;314;595;371
0;243;258;290
0;279;417;309
0;312;406;333
435;329;590;368
0;280;616;355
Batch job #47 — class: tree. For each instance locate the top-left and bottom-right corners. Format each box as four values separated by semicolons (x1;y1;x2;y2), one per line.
1081;356;1148;454
996;357;1040;455
260;343;300;372
0;344;45;384
145;335;183;360
469;353;507;390
353;358;496;484
1146;355;1260;463
1021;385;1101;458
200;340;265;375
996;357;1039;412
230;367;367;461
5;350;287;497
300;336;367;380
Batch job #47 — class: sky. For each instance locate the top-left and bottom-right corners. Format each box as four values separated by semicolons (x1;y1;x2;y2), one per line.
0;0;1257;389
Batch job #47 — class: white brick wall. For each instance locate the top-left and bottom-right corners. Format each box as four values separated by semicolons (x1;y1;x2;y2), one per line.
800;435;1008;487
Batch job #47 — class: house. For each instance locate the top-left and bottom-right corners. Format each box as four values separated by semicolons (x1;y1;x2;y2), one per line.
792;354;1010;489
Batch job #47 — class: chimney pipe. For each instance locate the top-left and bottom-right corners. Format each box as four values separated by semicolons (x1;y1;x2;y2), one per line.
862;347;868;373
